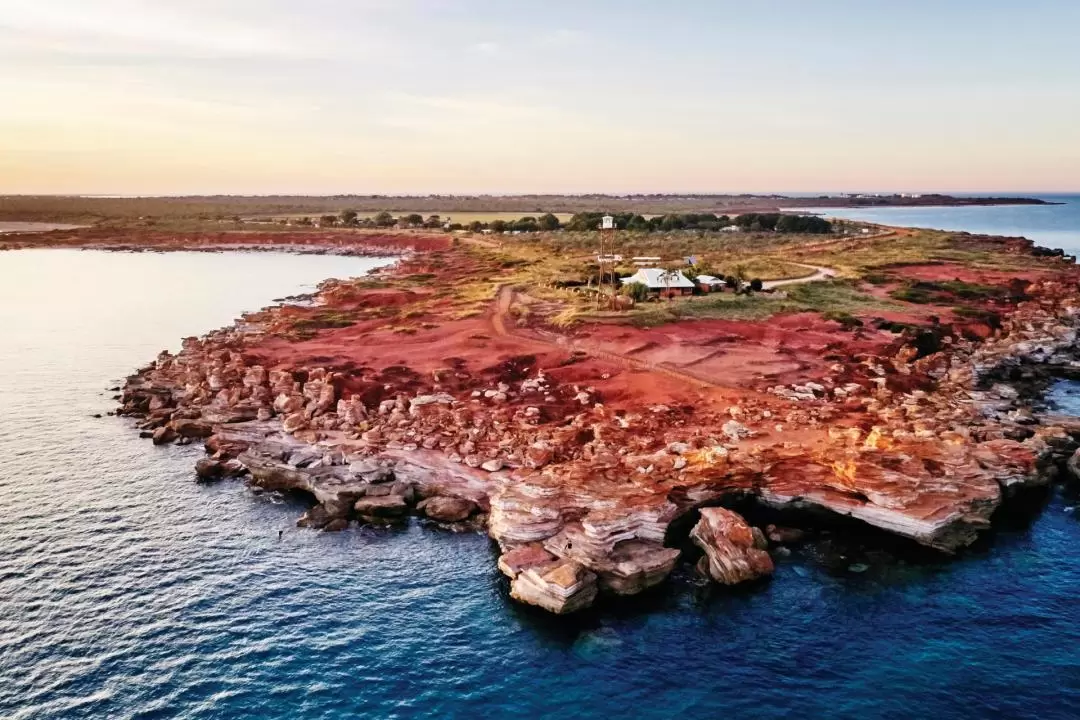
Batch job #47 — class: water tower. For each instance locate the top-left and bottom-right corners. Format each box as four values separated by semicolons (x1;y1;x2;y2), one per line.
596;215;617;309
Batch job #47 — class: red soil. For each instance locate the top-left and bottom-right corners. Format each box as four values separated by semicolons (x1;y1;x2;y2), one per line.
887;262;1059;285
570;313;904;390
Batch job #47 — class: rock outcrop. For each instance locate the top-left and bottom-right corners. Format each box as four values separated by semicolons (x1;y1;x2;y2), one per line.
114;252;1080;615
690;508;774;585
502;549;599;615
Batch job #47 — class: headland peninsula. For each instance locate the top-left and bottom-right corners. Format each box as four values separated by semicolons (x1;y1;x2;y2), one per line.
0;192;1051;229
4;197;1080;615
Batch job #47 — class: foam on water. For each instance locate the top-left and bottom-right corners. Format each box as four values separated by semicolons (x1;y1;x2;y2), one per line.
1;249;1079;719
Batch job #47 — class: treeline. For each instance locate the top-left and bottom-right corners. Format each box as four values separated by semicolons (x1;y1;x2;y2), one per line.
306;209;831;234
299;211;561;232
732;213;833;233
562;211;831;234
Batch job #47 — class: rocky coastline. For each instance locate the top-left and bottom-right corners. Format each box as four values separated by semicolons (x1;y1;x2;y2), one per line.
117;250;1080;614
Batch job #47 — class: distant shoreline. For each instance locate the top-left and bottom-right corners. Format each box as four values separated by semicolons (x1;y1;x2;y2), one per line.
0;221;87;234
0;193;1057;225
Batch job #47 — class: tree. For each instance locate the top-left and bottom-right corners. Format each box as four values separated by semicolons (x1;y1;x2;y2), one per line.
320;215;337;227
424;214;442;228
725;275;740;290
749;278;764;292
340;209;358;225
513;217;539;232
627;214;650;231
659;214;684;232
374;211;395;227
621;281;650;303
404;213;424;227
538;213;561;231
490;220;508;233
468;220;485;233
565;212;604;232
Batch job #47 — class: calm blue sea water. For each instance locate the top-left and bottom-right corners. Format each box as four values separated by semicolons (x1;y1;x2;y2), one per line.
2;239;1080;719
797;194;1080;255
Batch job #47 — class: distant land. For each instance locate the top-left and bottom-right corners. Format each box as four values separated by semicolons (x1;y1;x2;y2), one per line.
0;193;1052;224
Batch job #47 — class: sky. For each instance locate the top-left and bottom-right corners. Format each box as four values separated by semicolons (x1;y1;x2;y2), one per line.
1;0;1078;195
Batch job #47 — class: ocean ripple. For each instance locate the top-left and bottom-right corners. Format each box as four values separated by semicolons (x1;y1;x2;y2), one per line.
2;250;1080;719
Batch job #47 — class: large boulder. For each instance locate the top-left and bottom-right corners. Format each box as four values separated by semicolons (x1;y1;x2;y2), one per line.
690;507;774;585
353;495;409;523
194;457;247;483
298;503;348;531
152;426;178;445
417;496;476;523
171;419;214;439
497;543;557;578
509;559;598;615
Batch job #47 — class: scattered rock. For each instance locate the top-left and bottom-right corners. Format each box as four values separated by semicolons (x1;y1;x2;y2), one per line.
171;419;213;439
353;495;409;521
152;426;177;445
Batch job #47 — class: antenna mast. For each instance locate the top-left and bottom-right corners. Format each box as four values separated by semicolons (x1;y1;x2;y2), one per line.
598;215;616;309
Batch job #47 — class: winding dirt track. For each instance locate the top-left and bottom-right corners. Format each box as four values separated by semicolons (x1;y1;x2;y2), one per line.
762;263;838;289
489;258;841;392
492;286;720;390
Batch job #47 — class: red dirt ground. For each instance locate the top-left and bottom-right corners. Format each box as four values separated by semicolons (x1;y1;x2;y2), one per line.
885;262;1060;285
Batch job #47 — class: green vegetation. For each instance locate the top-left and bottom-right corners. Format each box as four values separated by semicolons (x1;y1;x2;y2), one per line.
621;282;651;303
952;306;1003;327
890;279;1013;304
560;211;831;234
608;279;898;325
821;311;865;329
735;213;833;234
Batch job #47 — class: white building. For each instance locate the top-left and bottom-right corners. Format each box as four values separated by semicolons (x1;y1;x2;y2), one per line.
620;268;696;297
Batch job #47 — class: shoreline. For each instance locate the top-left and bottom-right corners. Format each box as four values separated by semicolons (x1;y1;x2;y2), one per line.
96;224;1080;615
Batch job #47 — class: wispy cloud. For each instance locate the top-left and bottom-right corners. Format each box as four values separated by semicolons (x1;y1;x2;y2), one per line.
469;41;500;56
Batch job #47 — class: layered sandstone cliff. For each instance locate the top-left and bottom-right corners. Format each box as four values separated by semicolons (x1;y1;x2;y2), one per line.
119;274;1080;613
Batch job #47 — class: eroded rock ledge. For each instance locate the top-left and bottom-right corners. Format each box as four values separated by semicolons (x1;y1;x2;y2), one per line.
119;278;1080;614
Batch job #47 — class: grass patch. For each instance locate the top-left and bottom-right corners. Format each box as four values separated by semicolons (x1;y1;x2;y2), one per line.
289;310;356;332
821;310;864;329
952;306;1003;327
636;279;900;324
785;279;895;312
676;293;798;321
890;280;1010;305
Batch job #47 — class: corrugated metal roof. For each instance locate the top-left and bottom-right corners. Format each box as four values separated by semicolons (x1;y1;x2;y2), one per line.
620;268;696;289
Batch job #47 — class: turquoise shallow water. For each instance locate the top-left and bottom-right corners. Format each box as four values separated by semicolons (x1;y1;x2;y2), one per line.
2;243;1080;719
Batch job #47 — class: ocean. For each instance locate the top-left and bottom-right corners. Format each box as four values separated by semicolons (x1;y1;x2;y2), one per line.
2;206;1080;718
796;194;1080;255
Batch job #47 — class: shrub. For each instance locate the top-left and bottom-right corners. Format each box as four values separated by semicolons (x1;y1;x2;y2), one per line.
749;278;763;292
822;311;864;329
538;213;561;231
622;281;651;303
